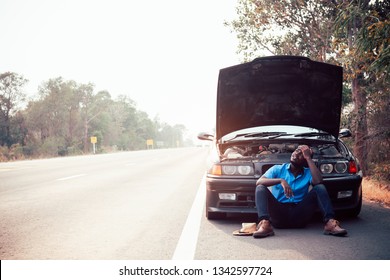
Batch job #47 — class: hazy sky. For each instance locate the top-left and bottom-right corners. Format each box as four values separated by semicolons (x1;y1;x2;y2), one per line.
0;0;241;138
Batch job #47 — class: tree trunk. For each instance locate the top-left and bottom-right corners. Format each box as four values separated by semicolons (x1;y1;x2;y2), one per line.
352;77;368;175
84;119;89;154
68;108;74;145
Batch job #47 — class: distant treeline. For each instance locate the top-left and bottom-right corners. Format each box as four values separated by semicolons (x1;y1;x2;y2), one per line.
0;74;190;161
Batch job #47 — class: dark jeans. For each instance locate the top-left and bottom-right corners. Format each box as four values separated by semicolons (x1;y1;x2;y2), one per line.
255;184;335;228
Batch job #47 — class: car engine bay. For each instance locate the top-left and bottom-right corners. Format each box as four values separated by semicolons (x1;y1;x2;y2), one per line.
221;142;345;161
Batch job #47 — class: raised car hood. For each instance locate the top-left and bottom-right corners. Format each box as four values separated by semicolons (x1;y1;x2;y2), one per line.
216;56;343;140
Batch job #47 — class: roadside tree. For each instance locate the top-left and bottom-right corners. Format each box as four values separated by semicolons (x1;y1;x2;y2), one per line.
0;72;28;146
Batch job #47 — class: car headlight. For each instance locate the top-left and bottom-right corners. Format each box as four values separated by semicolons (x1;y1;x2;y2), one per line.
237;165;252;175
320;163;333;174
222;165;237;175
210;164;254;176
334;161;348;173
320;161;349;174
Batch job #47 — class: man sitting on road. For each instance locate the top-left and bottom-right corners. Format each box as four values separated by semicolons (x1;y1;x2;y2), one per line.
253;145;348;238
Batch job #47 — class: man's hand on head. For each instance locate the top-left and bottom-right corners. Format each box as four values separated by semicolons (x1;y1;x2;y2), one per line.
298;145;312;160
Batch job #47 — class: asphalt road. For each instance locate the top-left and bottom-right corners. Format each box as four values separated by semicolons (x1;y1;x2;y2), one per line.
1;147;389;260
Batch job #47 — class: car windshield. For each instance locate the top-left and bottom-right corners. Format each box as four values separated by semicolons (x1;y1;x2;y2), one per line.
222;125;335;142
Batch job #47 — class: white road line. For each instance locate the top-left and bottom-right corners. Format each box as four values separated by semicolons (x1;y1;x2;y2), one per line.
0;166;33;172
172;174;206;260
56;174;87;181
0;168;13;172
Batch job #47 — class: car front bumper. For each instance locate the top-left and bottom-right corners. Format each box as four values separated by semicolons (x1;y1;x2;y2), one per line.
205;174;363;215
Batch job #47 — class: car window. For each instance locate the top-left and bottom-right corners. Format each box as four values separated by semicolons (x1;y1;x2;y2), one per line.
317;144;343;157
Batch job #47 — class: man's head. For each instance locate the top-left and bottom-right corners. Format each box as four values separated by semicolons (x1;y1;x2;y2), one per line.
290;145;313;167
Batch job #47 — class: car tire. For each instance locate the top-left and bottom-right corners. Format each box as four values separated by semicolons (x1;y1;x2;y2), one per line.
338;194;362;218
346;195;362;217
205;189;227;219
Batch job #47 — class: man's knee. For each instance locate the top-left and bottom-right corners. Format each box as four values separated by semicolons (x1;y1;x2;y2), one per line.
311;184;332;203
312;184;327;193
256;184;269;195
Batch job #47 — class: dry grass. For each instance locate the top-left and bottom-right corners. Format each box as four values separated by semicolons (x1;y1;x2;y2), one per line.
363;177;390;208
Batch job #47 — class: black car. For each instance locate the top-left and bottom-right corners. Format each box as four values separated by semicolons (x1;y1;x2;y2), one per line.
198;56;363;220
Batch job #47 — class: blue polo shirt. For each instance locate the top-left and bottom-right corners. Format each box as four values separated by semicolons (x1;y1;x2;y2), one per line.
262;163;312;203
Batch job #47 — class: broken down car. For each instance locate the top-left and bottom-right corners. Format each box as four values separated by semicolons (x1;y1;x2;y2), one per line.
198;56;363;220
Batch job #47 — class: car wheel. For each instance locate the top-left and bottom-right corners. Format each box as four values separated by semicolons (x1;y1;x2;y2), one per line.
347;195;362;217
205;189;226;219
339;195;362;218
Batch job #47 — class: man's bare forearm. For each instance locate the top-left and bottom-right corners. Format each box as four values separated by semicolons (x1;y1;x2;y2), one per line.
307;158;323;185
256;177;284;187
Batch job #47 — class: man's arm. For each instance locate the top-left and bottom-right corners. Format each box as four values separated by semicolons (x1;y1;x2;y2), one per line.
301;146;323;185
256;177;293;198
256;177;282;187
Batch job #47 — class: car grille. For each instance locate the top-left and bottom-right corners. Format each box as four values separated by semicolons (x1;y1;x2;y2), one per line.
220;194;256;208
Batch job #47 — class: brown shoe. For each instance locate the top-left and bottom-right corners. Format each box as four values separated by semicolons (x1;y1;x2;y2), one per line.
253;220;274;238
323;219;348;236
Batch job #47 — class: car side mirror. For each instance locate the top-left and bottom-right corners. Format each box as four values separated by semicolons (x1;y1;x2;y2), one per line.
197;132;214;141
339;128;352;138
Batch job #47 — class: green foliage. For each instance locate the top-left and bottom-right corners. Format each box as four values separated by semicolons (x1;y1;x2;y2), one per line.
333;0;389;174
0;72;28;146
333;0;389;80
227;0;338;62
38;137;66;157
342;84;352;106
0;144;25;161
0;75;188;160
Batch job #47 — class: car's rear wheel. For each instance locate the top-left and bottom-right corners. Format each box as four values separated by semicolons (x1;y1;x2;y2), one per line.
344;195;362;217
337;193;362;218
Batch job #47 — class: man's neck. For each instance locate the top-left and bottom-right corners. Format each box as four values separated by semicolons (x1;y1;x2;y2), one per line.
289;162;303;176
